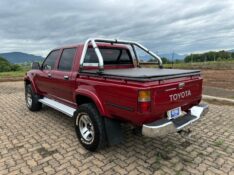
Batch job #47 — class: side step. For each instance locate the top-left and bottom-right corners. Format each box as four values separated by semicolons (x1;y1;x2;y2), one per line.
39;98;76;117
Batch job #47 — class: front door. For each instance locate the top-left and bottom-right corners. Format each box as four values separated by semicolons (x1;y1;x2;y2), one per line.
35;49;60;96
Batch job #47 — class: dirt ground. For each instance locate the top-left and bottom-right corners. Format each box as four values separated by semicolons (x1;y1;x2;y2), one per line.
202;70;234;90
202;70;234;99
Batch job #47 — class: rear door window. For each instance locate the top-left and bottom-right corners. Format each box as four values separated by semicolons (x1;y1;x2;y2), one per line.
84;47;132;65
42;50;60;70
58;48;76;71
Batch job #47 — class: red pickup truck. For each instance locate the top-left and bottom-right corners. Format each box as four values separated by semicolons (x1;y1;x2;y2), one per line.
24;38;208;151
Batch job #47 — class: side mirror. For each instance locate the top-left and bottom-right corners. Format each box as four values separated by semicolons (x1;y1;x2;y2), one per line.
32;62;41;70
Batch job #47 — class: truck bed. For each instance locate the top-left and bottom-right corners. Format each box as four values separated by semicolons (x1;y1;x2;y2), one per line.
81;68;200;81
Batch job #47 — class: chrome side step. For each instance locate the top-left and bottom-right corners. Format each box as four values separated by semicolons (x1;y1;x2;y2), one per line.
39;98;76;117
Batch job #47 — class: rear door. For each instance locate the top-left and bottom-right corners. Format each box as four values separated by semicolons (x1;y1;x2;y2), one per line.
35;50;60;95
51;47;77;104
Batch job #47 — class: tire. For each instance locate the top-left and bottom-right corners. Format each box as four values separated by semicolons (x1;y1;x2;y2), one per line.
74;103;107;151
25;84;42;111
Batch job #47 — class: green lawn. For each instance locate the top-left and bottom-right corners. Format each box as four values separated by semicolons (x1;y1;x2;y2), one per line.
0;70;27;78
163;60;234;70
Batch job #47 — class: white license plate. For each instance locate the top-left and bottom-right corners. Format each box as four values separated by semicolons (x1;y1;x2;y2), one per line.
167;107;181;120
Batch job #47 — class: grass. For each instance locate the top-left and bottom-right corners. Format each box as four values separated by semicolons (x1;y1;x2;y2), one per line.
163;60;234;70
176;172;182;175
214;140;224;147
0;70;27;79
155;152;162;164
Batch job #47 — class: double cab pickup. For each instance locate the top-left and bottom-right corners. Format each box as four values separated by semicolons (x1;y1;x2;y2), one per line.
24;38;208;151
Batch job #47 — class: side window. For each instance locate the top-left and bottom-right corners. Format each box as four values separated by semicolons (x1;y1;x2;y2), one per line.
42;50;59;70
58;48;76;71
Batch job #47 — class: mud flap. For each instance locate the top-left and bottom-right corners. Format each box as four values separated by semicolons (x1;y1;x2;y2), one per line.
104;118;123;145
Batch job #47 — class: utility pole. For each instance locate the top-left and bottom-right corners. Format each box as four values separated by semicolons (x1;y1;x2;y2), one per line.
171;51;174;68
191;54;193;64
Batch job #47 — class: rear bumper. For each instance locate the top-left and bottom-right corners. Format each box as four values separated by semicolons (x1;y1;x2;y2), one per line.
142;104;209;137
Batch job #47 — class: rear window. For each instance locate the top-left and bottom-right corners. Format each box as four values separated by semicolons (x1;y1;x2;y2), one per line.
58;48;76;71
84;47;132;65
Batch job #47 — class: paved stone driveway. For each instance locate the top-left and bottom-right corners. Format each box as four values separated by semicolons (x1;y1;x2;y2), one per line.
0;81;233;175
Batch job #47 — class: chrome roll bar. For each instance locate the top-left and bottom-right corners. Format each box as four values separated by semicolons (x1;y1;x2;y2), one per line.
79;38;163;72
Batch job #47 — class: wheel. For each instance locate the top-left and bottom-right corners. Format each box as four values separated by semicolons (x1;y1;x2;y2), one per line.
25;84;42;111
74;103;107;151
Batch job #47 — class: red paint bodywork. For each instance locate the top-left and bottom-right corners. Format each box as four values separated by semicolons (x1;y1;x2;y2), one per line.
25;44;202;126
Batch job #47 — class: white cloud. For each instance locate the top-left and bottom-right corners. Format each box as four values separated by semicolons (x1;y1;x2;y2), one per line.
0;0;234;56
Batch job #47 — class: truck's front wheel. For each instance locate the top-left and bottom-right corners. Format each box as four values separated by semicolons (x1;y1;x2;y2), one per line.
74;103;107;151
25;84;42;111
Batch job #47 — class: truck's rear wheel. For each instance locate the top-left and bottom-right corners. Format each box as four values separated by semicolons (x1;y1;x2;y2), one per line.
25;84;42;111
74;103;107;151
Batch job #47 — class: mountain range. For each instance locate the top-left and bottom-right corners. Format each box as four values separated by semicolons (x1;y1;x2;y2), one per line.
0;49;233;64
227;49;234;53
0;52;44;64
159;53;187;60
0;51;186;63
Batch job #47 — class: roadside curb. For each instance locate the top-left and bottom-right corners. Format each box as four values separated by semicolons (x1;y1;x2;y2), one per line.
202;94;234;104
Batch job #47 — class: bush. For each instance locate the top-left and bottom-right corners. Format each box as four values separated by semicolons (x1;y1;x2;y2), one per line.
10;64;21;71
0;57;22;72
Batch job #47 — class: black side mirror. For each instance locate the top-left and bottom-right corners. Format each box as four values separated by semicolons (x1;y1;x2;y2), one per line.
32;62;41;70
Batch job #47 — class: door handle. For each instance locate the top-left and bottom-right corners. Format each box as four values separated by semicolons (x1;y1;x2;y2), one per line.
48;73;52;77
64;75;69;80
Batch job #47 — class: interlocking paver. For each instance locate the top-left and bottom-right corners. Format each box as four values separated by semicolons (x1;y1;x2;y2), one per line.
0;81;234;174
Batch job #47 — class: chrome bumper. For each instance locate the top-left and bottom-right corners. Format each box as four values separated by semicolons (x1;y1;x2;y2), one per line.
142;104;209;137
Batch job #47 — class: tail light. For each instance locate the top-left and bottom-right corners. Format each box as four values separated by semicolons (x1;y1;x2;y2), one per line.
138;90;151;113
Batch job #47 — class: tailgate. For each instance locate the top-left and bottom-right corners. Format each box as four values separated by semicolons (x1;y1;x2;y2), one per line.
151;77;203;116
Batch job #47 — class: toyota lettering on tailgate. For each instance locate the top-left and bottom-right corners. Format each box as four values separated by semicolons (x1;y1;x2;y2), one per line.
169;90;192;102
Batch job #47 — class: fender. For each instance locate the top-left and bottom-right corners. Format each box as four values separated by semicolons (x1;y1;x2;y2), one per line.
24;75;38;94
74;88;109;117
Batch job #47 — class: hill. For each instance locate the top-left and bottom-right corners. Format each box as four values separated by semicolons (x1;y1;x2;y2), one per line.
0;52;44;64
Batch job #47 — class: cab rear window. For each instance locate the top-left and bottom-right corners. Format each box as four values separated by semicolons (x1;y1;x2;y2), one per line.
84;47;132;65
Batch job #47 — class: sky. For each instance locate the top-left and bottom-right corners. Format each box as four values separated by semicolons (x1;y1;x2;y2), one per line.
0;0;234;56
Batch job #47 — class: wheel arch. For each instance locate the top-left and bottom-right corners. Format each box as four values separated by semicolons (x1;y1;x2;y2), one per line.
24;77;38;93
75;90;108;117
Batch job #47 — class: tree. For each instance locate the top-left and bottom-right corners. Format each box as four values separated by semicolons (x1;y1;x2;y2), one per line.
184;51;234;63
0;57;21;72
161;57;171;64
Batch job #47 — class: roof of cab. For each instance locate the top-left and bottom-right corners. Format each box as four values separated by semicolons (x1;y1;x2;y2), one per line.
53;43;128;50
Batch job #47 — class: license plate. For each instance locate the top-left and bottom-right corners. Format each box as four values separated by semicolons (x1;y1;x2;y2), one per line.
167;107;181;120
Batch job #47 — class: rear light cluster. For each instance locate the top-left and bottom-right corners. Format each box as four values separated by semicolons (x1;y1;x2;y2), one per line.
138;90;151;113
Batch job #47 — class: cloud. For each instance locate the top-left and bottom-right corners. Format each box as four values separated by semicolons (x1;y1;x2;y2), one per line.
0;0;234;56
